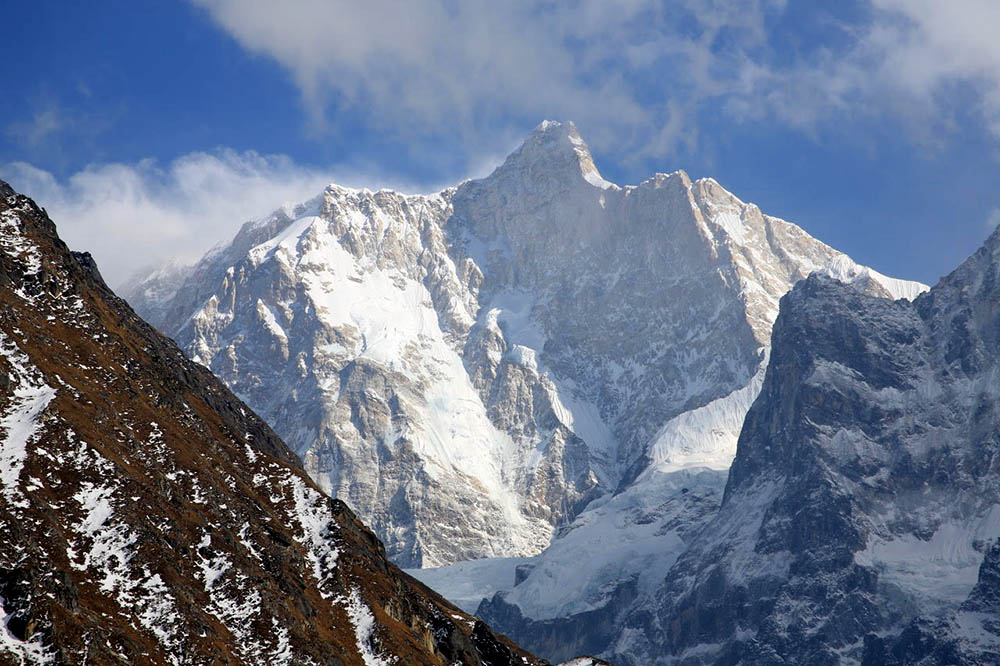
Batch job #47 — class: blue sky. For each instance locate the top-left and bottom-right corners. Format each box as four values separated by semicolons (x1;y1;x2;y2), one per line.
2;1;999;287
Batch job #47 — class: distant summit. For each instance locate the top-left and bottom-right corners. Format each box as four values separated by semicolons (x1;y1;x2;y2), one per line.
126;121;924;581
497;120;613;190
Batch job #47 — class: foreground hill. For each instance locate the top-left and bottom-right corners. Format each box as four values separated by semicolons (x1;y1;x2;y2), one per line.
0;179;555;665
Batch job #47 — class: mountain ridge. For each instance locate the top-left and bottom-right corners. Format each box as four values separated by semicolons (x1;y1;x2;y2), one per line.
605;242;1000;664
0;178;556;666
126;121;925;574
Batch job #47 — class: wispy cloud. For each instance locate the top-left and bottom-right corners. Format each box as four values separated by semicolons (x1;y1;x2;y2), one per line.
190;0;1000;161
4;85;126;173
869;0;1000;136
190;0;779;157
6;106;63;147
1;151;334;288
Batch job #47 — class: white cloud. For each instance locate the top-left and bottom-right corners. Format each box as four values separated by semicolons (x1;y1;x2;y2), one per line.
0;151;334;288
870;0;1000;135
987;207;1000;231
753;0;1000;142
190;0;781;157
190;0;1000;159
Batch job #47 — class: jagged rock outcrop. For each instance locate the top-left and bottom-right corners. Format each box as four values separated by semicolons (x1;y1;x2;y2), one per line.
127;121;925;570
606;230;1000;664
0;180;550;665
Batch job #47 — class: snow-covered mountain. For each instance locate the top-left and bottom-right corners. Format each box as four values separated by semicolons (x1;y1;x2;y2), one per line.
0;179;555;665
432;226;1000;665
128;121;924;576
597;226;1000;664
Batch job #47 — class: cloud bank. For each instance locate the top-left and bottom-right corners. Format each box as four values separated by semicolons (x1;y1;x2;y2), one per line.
191;0;1000;158
1;151;332;288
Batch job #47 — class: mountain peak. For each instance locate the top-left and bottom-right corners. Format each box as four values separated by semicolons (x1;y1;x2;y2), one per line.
531;119;571;135
499;120;614;190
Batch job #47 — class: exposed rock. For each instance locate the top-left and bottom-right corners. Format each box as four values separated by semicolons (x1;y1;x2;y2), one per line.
0;180;550;665
607;230;1000;664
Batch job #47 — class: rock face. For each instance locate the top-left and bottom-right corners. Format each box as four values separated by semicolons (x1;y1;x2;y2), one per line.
604;230;1000;664
127;121;925;570
0;180;549;665
465;467;728;663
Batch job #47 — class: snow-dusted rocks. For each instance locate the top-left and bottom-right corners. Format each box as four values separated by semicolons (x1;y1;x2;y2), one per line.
0;180;548;666
128;121;926;572
605;229;1000;664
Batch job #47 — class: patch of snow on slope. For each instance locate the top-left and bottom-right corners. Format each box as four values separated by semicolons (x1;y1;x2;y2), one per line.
502;467;726;621
131;570;185;663
542;377;617;470
0;594;52;665
0;333;56;508
247;215;324;267
71;481;134;580
66;446;185;659
197;531;284;666
582;169;614;190
287;222;542;555
287;474;340;597
419;467;727;623
856;505;1000;614
711;209;746;245
488;290;617;471
820;254;928;301
646;356;767;473
344;588;394;666
953;611;1000;654
269;619;299;666
406;557;532;613
197;533;231;590
0;210;42;276
293;223;438;371
412;363;755;621
866;268;929;301
489;291;546;357
255;299;288;343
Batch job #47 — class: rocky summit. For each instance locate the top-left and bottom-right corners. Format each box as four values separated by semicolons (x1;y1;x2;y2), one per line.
127;121;925;575
0;179;561;665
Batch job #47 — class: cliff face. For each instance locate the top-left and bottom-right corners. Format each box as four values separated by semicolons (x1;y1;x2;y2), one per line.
608;234;1000;664
0;180;548;666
